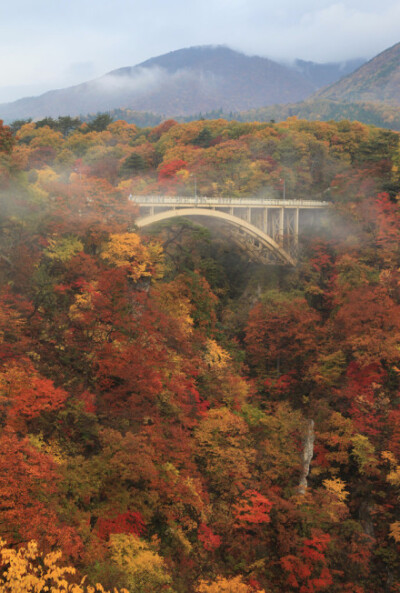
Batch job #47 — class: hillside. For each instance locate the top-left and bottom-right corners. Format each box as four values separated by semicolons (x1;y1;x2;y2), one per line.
2;116;400;591
316;41;400;105
0;46;363;122
106;98;400;132
232;98;400;131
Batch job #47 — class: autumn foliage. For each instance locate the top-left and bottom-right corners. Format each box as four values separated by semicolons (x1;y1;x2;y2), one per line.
1;114;400;592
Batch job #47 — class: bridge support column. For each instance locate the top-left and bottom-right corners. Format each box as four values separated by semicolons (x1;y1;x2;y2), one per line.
150;206;155;215
279;208;284;244
262;208;268;234
295;208;299;245
246;208;251;223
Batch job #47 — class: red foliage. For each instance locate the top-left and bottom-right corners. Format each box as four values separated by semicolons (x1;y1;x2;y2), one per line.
233;490;272;529
245;298;322;374
281;531;333;593
0;430;83;557
198;523;221;551
0;359;67;430
363;193;400;253
79;390;97;414
158;159;187;181
149;119;178;141
336;361;385;435
96;511;145;540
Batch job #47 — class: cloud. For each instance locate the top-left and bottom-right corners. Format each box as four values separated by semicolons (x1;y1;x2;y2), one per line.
228;1;400;61
94;67;169;96
0;0;400;102
94;66;220;99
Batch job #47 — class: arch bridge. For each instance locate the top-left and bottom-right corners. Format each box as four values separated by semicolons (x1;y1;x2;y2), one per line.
131;195;329;265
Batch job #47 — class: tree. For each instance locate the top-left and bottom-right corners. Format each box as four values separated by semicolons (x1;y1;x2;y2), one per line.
100;232;164;282
196;575;265;593
120;152;147;175
109;534;174;593
0;538;128;592
0;120;14;153
0;431;82;556
86;113;114;133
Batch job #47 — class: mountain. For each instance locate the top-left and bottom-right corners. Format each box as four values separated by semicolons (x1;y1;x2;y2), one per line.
0;46;363;122
315;42;400;105
292;58;365;88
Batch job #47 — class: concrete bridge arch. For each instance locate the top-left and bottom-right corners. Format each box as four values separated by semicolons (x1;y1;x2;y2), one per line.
136;207;295;265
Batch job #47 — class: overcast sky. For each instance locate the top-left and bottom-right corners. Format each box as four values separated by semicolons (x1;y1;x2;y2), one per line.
1;0;400;103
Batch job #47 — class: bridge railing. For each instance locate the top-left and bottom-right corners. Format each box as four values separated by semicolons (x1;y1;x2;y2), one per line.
129;195;329;208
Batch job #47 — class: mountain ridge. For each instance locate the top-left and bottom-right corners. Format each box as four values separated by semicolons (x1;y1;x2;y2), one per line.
0;45;364;122
315;41;400;105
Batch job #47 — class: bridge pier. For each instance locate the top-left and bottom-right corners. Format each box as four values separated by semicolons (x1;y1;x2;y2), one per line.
295;208;299;245
263;208;268;234
279;208;284;244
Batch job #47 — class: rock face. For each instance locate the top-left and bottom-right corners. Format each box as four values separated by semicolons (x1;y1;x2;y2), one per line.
315;42;400;105
298;419;315;495
0;46;363;122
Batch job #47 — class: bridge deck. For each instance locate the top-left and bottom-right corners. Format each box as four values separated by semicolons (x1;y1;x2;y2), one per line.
130;195;329;209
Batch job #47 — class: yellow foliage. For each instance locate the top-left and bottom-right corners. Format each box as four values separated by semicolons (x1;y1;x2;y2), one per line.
101;233;164;282
69;289;96;322
351;434;378;475
35;167;59;187
30;126;64;149
321;477;349;522
382;450;397;465
109;534;174;593
153;281;194;337
323;478;349;503
16;122;36;141
194;408;255;492
176;168;190;181
204;339;231;370
387;466;400;487
16;123;63;149
107;121;138;143
196;575;265;593
0;539;128;593
382;450;400;487
28;433;66;466
390;521;400;543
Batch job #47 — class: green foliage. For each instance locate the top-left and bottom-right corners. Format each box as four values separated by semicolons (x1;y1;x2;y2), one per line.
45;236;84;263
86;113;114;132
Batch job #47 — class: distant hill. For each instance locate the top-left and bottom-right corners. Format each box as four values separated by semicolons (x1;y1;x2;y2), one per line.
231;99;400;131
315;42;400;105
108;99;400;132
0;46;364;122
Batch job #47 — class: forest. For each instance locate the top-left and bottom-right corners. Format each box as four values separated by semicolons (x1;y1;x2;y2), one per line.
1;113;400;592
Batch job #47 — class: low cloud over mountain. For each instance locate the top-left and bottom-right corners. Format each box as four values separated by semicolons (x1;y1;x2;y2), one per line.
0;46;364;122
